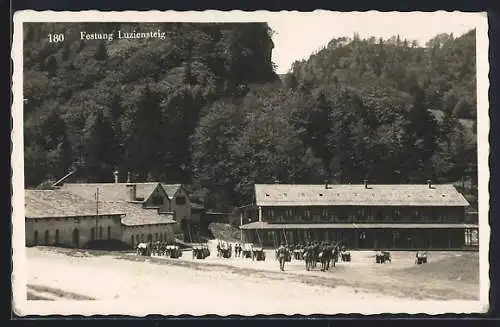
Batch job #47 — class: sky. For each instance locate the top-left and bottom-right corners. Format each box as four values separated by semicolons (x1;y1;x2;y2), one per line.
266;11;482;74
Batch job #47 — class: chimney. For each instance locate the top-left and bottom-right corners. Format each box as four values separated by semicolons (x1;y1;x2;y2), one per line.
113;170;119;183
127;172;131;183
427;179;433;189
126;184;137;201
363;179;368;189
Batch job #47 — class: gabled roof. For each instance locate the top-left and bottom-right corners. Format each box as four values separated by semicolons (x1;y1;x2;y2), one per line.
161;184;182;199
59;183;177;226
99;202;176;226
25;190;124;219
60;182;160;202
254;184;470;207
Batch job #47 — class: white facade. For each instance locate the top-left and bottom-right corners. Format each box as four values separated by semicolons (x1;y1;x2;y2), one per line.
122;223;175;247
26;214;123;247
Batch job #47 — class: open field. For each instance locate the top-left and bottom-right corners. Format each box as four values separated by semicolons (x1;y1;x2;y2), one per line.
23;240;480;314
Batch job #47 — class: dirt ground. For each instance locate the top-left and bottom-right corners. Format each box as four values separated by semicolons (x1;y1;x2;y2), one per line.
23;239;481;314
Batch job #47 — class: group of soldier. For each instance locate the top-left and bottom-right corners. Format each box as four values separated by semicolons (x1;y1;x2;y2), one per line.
136;241;181;258
216;241;246;258
275;241;347;272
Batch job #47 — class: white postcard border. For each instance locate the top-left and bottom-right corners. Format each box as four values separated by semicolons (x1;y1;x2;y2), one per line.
11;10;490;316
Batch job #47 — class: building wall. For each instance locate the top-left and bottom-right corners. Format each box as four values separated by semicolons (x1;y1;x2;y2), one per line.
26;214;123;248
122;223;175;247
261;206;466;224
171;187;191;222
243;228;468;250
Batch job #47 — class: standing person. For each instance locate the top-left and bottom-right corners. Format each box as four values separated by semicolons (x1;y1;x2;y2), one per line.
277;243;288;271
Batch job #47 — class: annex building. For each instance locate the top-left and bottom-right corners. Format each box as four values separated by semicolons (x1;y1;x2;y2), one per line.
24;171;195;248
25;189;126;247
240;182;478;250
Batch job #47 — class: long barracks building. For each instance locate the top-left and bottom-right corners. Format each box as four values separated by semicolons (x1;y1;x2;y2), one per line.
239;182;478;250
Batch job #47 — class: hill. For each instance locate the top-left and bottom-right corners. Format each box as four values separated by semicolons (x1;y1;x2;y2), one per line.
23;24;478;210
23;22;278;186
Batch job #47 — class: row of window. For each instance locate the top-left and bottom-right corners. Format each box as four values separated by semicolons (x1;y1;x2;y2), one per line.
266;215;459;223
130;232;169;245
266;208;460;219
252;229;474;247
90;226;113;241
32;225;113;245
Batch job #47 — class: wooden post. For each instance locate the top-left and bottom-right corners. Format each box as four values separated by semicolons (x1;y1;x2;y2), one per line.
240;210;243;242
95;188;99;241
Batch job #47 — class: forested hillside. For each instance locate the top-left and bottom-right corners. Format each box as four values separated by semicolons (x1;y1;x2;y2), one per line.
23;24;477;209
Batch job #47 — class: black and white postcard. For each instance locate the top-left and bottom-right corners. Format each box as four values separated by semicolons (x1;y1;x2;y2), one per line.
11;10;490;315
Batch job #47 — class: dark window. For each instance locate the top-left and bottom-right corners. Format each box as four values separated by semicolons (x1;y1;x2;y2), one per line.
33;231;38;245
175;196;186;205
131;235;134;246
99;226;103;238
55;229;60;244
147;234;153;242
136;235;139;242
107;226;111;240
140;234;144;242
159;233;163;241
44;230;50;244
155;233;158;241
152;196;164;206
72;229;80;247
91;228;96;241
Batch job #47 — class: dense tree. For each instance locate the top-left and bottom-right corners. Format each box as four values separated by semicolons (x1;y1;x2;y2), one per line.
23;22;477;209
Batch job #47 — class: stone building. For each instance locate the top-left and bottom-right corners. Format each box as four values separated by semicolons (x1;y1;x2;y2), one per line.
25;190;124;247
60;181;177;247
240;182;478;250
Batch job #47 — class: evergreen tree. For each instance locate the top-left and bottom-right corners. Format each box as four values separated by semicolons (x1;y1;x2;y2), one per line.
45;55;58;77
125;85;164;181
83;110;119;182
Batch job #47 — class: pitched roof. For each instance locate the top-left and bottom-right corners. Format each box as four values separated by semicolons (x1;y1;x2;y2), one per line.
25;190;124;219
59;183;176;226
60;183;160;202
161;184;182;199
254;184;470;207
98;202;176;226
240;221;478;230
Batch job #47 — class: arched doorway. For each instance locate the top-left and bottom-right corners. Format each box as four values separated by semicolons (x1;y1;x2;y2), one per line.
107;226;111;240
55;229;60;244
72;229;80;248
147;234;153;242
44;230;50;245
